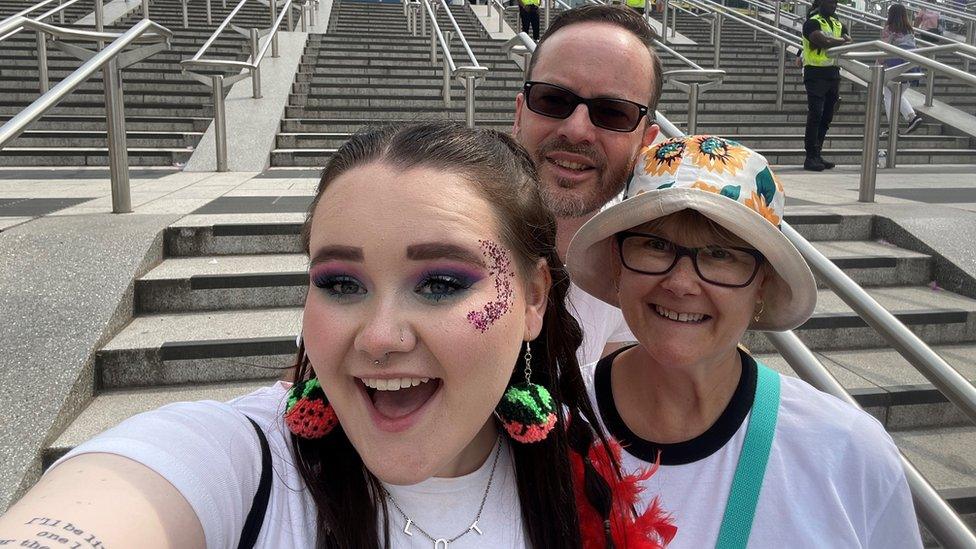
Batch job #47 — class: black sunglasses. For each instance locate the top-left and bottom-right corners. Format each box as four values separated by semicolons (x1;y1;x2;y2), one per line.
523;81;650;133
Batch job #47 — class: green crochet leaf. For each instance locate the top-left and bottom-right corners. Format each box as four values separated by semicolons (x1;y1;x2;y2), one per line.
657;182;674;189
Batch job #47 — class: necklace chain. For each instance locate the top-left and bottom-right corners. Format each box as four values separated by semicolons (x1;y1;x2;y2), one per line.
384;437;503;548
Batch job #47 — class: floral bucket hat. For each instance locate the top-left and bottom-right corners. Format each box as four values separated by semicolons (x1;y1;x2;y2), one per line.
566;135;817;332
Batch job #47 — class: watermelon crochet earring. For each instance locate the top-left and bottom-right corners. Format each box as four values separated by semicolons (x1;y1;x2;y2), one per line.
285;377;338;439
495;341;557;443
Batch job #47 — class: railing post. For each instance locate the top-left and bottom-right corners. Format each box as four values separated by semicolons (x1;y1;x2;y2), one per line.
430;21;437;64
301;2;308;31
661;0;670;44
924;67;935;107
521;51;530;80
95;0;104;48
687;82;699;134
713;12;722;69
142;0;149;19
182;0;189;29
250;27;262;98
36;31;49;94
442;45;450;105
966;21;975;73
421;1;427;35
497;4;504;33
206;0;212;25
776;42;785;109
287;2;294;31
212;74;228;172
859;62;884;202
103;57;131;214
544;0;550;30
58;0;64;24
886;77;902;169
270;0;279;58
465;73;476;128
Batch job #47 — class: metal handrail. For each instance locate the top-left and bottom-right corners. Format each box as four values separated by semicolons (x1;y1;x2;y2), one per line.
416;0;487;127
0;18;173;213
180;0;302;171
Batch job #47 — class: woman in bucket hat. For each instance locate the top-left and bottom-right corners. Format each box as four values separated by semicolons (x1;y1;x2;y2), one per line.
566;135;922;548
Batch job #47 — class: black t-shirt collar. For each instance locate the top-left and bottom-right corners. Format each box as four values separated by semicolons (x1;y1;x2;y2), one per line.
594;345;758;466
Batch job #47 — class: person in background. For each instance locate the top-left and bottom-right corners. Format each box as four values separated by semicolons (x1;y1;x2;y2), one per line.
881;4;925;136
566;134;923;547
626;0;646;15
914;6;942;38
800;0;852;171
519;0;541;40
513;5;664;366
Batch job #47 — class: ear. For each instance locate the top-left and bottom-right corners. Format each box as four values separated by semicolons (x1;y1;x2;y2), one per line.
641;120;660;149
522;258;551;340
513;91;525;138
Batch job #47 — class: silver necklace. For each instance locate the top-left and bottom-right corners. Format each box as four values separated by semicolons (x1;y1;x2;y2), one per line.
383;437;503;549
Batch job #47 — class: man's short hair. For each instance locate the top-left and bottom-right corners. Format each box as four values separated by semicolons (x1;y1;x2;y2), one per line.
526;5;665;115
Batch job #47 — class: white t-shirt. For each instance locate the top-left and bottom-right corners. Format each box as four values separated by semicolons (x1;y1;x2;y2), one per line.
53;382;525;549
582;348;923;549
566;282;635;366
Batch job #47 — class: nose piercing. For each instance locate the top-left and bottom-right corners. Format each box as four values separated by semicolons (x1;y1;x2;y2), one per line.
373;352;390;366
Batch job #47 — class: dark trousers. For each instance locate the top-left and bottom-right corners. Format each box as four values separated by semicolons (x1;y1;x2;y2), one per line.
520;7;539;40
803;76;840;158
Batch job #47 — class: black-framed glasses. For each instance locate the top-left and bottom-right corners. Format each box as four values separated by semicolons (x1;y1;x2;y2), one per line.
616;231;766;288
523;81;650;133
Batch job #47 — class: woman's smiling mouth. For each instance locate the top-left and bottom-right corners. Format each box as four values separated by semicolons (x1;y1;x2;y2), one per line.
358;376;442;432
653;304;711;324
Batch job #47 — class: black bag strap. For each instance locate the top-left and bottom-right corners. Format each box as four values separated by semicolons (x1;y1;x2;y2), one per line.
238;416;272;549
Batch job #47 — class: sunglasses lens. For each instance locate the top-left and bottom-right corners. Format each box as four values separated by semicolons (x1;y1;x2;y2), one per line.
589;99;642;132
526;83;577;118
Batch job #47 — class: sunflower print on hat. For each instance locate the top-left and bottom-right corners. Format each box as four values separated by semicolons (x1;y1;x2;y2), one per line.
687;135;749;176
642;137;685;177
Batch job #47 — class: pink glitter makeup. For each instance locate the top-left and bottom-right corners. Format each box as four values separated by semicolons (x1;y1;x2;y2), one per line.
467;240;515;332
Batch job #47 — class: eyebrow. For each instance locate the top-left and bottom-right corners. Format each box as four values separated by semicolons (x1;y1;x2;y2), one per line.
406;243;486;267
309;245;363;265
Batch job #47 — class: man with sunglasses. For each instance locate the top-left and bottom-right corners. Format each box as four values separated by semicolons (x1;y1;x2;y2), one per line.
512;5;663;365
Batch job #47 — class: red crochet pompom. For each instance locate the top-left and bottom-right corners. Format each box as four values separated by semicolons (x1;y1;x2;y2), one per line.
571;438;677;548
284;397;338;439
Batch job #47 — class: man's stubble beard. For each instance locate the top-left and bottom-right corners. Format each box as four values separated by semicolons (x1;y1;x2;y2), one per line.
535;147;637;219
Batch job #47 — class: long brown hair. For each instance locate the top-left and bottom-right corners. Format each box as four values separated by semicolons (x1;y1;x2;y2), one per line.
294;121;622;548
886;3;913;35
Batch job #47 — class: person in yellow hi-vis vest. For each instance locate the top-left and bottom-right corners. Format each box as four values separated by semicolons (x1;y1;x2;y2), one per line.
626;0;646;15
519;0;540;40
801;0;851;171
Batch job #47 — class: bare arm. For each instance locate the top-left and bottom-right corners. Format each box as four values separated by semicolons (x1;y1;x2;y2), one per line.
0;454;205;549
809;29;851;49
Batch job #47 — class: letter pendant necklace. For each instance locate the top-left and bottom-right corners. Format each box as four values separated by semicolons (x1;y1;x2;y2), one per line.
383;437;502;548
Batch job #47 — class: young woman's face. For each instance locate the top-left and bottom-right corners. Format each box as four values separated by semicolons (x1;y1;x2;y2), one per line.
614;219;766;371
303;162;546;484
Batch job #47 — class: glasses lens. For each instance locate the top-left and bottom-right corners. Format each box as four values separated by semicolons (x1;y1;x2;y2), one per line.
526;83;577;119
620;235;676;274
696;246;761;286
589;99;642;132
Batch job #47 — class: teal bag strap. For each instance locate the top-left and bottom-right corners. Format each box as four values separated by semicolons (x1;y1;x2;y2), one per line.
715;363;781;549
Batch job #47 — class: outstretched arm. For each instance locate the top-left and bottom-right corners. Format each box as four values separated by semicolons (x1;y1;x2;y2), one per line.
0;453;205;549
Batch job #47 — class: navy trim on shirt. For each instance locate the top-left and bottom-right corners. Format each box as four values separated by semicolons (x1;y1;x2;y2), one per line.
594;346;758;465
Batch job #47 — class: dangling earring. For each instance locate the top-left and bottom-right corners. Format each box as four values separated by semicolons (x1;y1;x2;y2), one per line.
284;377;338;439
754;300;765;323
495;341;557;443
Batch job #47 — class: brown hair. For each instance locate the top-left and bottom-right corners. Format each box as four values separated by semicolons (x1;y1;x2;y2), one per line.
296;121;624;548
886;3;913;35
527;4;665;115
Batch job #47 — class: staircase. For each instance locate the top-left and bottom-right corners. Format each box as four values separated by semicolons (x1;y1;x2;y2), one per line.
0;0;293;167
650;8;976;165
14;1;976;544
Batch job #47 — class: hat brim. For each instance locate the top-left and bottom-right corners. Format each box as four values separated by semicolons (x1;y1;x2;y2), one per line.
566;188;817;331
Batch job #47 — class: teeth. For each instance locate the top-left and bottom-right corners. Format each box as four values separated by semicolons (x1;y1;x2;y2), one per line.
361;377;432;391
552;158;588;170
655;305;705;323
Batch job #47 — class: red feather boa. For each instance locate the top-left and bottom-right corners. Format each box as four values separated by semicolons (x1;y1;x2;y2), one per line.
570;439;677;548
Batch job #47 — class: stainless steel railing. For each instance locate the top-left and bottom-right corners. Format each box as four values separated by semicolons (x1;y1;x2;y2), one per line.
410;0;487;127
0;18;173;213
674;0;976;199
180;0;311;171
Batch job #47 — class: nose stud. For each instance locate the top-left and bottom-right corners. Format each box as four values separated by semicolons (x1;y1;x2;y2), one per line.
373;352;390;366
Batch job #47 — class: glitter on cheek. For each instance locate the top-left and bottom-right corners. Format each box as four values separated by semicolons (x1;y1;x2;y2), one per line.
467;239;516;333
